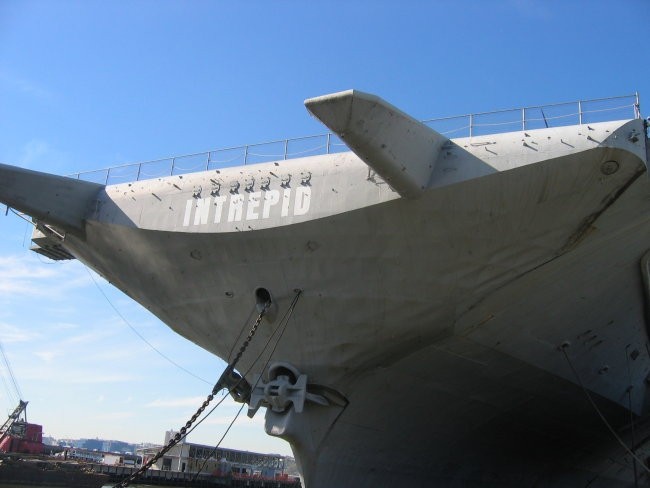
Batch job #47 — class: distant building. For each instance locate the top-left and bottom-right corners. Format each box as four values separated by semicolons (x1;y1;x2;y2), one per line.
136;430;292;479
57;438;85;448
100;439;135;453
65;448;140;466
72;438;136;454
42;435;57;446
81;439;103;451
66;448;104;463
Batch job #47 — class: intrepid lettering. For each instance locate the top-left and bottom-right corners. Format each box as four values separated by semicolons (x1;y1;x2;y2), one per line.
182;187;311;227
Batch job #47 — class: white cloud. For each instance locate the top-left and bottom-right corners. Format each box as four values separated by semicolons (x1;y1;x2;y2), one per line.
48;322;80;332
62;328;116;346
17;366;139;385
65;373;140;385
0;70;55;102
1;138;74;174
0;255;92;298
0;322;40;343
146;396;207;408
20;140;51;168
33;351;58;362
91;411;135;421
91;345;146;362
201;413;265;427
149;392;246;412
0;254;58;278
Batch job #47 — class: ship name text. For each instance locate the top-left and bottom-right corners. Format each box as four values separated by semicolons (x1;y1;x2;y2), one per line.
182;187;311;227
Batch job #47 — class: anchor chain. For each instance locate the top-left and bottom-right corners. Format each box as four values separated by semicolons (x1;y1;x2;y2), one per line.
113;302;270;488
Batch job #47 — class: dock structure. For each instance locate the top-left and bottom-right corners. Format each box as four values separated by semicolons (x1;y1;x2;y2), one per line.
109;430;301;487
0;452;299;488
93;463;301;487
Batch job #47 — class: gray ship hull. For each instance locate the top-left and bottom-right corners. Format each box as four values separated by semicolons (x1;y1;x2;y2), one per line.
1;91;649;486
63;142;650;486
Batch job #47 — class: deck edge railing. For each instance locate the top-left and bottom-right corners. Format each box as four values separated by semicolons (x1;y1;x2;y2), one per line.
71;93;641;186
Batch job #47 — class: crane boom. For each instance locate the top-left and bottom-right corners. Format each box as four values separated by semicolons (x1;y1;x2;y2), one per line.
0;400;28;445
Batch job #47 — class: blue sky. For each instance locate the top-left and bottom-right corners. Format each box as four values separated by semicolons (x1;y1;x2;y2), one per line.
0;1;649;455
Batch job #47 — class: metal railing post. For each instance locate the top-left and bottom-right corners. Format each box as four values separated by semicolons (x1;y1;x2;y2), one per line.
521;108;526;131
578;100;583;126
283;139;289;160
326;133;331;154
105;169;110;185
634;92;641;119
206;152;211;170
136;163;142;181
244;145;248;164
469;114;473;138
170;158;176;176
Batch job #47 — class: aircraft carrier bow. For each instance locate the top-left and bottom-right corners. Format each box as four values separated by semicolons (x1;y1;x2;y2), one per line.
1;91;650;487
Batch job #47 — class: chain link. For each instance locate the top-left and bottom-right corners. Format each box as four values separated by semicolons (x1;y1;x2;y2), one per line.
113;303;269;488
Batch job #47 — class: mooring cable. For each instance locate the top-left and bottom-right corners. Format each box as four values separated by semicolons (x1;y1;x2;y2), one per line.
188;290;302;442
0;341;23;402
116;290;302;487
86;267;213;386
625;345;640;487
228;305;258;363
113;302;271;488
190;402;246;480
191;290;302;480
5;205;302;482
560;346;650;475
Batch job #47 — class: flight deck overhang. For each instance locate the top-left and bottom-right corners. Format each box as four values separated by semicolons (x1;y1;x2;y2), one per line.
305;90;448;198
0;163;103;235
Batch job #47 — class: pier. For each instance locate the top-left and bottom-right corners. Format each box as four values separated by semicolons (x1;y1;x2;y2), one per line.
94;463;301;487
